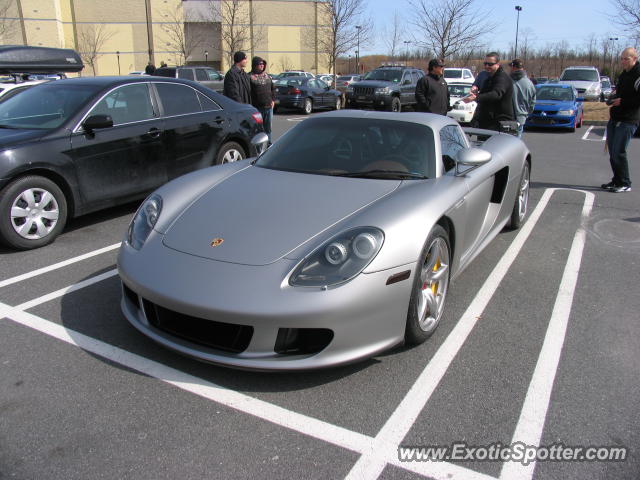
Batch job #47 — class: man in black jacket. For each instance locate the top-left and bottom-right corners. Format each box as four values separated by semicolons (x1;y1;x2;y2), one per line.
602;47;640;192
223;51;251;104
464;52;514;131
415;59;450;115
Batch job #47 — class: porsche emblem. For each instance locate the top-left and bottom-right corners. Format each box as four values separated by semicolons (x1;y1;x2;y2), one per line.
210;238;224;247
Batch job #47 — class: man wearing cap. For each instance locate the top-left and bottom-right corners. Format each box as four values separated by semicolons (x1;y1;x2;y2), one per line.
223;51;251;104
463;52;515;131
415;59;450;115
509;58;536;138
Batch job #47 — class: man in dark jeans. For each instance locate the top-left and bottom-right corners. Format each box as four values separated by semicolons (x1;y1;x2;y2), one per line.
603;47;640;193
249;56;276;144
463;52;514;131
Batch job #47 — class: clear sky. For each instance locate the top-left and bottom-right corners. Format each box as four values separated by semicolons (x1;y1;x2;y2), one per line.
359;0;632;57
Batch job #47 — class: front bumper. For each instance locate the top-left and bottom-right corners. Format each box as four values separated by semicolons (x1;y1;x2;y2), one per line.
346;93;392;109
276;95;305;109
525;114;577;129
117;236;414;370
447;109;474;124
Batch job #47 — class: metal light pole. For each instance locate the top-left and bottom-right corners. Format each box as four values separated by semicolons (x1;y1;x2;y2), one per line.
355;25;361;73
116;50;121;75
348;54;351;73
514;6;522;58
205;50;208;65
609;37;619;77
403;40;411;63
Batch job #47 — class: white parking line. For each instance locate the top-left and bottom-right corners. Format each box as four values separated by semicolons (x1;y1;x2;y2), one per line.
0;243;120;289
501;190;594;480
581;125;606;141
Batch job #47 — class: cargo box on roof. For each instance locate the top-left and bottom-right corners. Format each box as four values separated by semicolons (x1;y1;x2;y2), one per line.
0;45;83;74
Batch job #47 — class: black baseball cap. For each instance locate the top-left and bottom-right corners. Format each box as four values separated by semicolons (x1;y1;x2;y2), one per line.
428;59;446;70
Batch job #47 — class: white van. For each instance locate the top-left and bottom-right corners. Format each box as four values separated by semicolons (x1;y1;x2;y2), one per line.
559;66;601;101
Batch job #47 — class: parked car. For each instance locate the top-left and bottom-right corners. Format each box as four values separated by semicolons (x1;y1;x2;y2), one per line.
443;67;475;84
0;78;50;102
525;84;584;132
153;66;224;93
118;110;531;370
277;70;315;79
558;66;601;101
346;65;425;112
274;76;342;114
317;74;335;85
533;77;548;85
446;82;476;124
0;76;266;250
335;74;361;94
600;78;614;101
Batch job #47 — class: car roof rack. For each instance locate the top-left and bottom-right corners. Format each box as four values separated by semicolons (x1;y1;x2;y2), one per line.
0;45;84;74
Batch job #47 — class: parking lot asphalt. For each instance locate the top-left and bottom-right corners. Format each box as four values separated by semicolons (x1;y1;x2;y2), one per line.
1;113;639;480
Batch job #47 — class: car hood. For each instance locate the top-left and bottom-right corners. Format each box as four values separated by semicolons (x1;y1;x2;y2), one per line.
559;80;598;89
353;80;397;88
0;128;47;148
534;100;575;110
162;166;400;265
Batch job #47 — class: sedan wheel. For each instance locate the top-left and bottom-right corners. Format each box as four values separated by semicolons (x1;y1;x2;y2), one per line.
215;141;246;165
0;175;68;250
507;161;530;230
334;97;341;110
391;97;401;112
303;98;313;115
405;225;450;345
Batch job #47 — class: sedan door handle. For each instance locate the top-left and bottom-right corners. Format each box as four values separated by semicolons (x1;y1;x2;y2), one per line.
214;116;224;125
147;127;162;138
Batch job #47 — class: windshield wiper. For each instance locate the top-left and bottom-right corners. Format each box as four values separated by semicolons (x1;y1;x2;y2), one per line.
332;169;428;179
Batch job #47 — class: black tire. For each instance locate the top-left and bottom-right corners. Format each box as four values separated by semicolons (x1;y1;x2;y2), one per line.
405;225;451;345
302;98;313;115
0;175;68;250
215;141;246;165
390;97;402;112
507;161;530;230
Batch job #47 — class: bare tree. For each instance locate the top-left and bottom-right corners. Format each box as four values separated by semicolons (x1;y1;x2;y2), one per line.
609;0;640;35
159;3;205;65
207;0;252;69
77;24;115;76
0;0;18;41
407;0;496;61
277;55;295;72
383;13;403;60
313;0;373;78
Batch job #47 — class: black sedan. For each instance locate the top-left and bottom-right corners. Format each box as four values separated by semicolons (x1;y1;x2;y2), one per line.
274;76;342;114
0;76;266;250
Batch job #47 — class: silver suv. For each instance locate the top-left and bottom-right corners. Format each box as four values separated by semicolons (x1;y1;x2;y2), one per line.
559;66;601;101
153;66;224;93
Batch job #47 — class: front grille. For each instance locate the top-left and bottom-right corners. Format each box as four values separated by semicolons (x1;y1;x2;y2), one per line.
353;86;375;96
274;328;333;355
141;299;253;353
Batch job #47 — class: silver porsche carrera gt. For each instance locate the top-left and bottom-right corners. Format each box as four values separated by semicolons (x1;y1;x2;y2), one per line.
118;110;531;370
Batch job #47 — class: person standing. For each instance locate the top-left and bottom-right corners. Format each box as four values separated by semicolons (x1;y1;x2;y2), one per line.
144;61;156;75
602;47;640;193
415;59;450;115
509;58;536;138
223;51;251;104
463;52;515;131
249;56;276;144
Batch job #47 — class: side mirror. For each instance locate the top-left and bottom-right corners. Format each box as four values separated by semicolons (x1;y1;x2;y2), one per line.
455;148;492;174
82;114;113;132
251;132;270;155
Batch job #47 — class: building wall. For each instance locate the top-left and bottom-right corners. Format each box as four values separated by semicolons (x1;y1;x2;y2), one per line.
0;0;330;75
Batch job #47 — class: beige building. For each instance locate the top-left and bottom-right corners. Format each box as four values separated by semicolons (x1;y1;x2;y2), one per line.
0;0;331;75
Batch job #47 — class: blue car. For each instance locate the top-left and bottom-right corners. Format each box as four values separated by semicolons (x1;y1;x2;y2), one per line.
525;84;584;132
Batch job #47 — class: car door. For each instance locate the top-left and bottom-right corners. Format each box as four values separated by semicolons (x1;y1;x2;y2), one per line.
316;78;331;107
306;79;324;107
69;82;166;208
400;71;415;104
153;81;226;180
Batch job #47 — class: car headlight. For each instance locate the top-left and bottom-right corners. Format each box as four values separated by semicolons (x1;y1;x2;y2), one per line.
557;109;575;116
587;85;598;93
127;194;162;250
375;87;391;95
289;227;384;287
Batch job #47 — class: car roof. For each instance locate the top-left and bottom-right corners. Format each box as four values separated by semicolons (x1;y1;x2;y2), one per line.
538;83;572;88
311;109;458;129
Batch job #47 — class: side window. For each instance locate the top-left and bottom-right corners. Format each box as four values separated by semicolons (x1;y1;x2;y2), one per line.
308;79;318;89
198;92;221;111
195;69;208;81
411;72;420;84
206;70;221;80
88;83;154;125
177;69;195;81
316;79;328;89
440;125;468;172
155;83;202;116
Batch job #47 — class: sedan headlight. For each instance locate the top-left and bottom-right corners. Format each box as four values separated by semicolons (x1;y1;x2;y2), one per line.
375;87;391;95
289;227;384;287
127;194;162;250
557;109;575;116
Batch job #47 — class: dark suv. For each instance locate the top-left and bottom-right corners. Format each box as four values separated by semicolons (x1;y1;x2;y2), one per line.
153;66;224;93
346;65;424;112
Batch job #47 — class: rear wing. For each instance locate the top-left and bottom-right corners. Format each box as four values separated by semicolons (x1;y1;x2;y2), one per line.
0;45;84;74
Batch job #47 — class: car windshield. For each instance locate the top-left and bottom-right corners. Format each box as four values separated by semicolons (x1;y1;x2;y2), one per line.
537;86;574;101
275;77;305;86
560;69;600;82
254;117;436;179
443;69;462;78
363;69;402;82
0;82;99;129
601;80;611;88
448;84;471;96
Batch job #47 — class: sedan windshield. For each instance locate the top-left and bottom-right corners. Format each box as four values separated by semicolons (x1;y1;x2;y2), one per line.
448;84;471;96
363;69;402;82
560;69;600;82
0;82;99;129
255;117;436;179
537;87;574;101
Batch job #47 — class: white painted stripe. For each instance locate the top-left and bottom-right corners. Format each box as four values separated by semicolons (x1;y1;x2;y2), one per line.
1;305;373;455
0;243;120;289
581;125;593;140
500;191;594;480
15;269;119;311
344;189;556;480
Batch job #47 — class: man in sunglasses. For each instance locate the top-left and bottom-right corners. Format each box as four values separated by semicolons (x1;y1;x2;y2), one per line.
463;52;514;131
